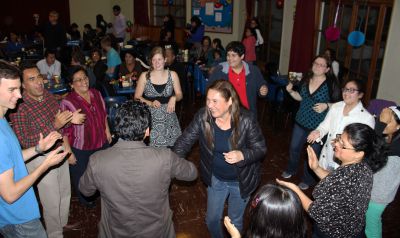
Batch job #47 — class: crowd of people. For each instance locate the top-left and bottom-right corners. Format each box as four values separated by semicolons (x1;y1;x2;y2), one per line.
0;10;399;238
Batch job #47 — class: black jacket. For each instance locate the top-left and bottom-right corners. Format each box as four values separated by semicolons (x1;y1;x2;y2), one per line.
173;108;267;198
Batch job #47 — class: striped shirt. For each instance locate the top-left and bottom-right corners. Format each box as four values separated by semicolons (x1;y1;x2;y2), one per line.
60;89;107;150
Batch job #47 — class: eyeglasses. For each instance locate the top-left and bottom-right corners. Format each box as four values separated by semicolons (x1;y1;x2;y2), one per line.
312;62;327;68
342;88;359;94
332;134;356;150
73;76;89;83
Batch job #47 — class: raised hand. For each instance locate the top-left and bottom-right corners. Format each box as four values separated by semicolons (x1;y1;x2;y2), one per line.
54;110;73;129
307;130;321;144
38;132;62;152
71;109;86;124
43;146;68;169
307;145;319;171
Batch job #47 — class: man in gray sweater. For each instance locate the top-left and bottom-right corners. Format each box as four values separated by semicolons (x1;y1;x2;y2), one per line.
79;100;197;238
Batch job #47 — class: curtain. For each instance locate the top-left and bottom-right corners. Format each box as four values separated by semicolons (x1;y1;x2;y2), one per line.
289;0;316;73
134;0;149;26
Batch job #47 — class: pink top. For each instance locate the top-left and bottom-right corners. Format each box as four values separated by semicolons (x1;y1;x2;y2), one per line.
242;36;257;62
60;89;108;150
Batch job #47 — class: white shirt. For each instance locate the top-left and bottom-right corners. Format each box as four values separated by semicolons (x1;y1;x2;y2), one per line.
316;101;375;171
36;59;61;78
113;13;127;39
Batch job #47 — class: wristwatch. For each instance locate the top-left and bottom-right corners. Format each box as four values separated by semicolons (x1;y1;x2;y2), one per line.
35;144;43;154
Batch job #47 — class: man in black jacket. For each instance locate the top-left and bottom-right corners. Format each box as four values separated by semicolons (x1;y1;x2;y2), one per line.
173;80;267;238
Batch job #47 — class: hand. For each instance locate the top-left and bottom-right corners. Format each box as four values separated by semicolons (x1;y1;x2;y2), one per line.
106;129;113;144
54;110;73;129
43;146;68;169
38;132;62;152
312;103;328;114
286;82;293;92
71;109;86;124
307;145;320;171
167;97;176;113
152;100;161;109
224;216;241;238
223;150;244;164
307;130;321;144
380;108;393;125
67;152;77;165
276;178;299;191
259;85;268;96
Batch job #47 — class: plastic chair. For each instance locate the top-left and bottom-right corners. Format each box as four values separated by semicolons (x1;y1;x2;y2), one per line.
367;99;396;117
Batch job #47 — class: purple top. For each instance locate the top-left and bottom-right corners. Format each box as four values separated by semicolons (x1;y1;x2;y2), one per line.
60;89;108;150
190;25;205;43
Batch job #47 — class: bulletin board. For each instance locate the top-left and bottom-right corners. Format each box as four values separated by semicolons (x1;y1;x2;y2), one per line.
191;0;233;34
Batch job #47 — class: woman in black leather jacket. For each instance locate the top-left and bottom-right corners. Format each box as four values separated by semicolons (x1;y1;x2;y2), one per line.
173;80;267;238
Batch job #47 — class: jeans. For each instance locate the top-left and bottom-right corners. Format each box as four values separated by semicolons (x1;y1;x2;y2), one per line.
71;143;108;206
205;175;249;238
0;219;47;238
365;201;387;238
285;123;322;185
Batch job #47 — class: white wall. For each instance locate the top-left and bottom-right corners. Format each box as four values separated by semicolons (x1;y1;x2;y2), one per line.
186;0;246;47
279;0;296;74
377;1;400;104
69;0;134;41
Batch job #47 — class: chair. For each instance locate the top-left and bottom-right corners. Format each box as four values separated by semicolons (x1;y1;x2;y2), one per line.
103;96;127;133
367;99;396;117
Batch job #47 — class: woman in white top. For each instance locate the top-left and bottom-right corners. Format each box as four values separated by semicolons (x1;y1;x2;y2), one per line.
307;79;375;171
250;17;264;47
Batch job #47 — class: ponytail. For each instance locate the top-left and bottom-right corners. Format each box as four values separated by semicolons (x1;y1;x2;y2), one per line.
344;123;388;173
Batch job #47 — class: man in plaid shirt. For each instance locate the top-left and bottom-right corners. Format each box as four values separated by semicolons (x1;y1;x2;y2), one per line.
10;63;85;238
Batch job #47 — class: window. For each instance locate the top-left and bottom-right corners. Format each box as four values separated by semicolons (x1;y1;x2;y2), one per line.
150;0;186;28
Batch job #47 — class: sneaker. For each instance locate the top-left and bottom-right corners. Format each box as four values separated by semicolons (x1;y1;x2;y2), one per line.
281;171;292;179
298;182;309;190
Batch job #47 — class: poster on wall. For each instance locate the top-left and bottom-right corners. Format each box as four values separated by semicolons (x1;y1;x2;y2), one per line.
192;0;233;34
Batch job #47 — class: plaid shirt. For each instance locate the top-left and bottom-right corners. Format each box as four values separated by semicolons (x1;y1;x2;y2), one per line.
10;90;60;149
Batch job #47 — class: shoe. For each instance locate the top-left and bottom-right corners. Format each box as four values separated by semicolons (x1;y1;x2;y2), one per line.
298;182;309;190
63;221;81;231
281;171;292;179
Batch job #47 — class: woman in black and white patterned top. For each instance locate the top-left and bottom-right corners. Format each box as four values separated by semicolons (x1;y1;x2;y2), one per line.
277;123;388;238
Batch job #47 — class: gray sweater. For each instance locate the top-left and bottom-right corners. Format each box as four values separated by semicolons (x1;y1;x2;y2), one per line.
370;156;400;204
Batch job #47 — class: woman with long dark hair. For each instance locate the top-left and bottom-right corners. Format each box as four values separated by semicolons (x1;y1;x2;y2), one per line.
282;55;341;190
278;123;388;238
365;106;400;237
224;184;306;238
173;80;266;238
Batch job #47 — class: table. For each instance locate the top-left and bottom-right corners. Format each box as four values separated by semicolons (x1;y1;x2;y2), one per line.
113;84;135;95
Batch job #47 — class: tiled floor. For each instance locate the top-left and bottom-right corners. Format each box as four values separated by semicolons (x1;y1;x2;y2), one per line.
63;99;400;238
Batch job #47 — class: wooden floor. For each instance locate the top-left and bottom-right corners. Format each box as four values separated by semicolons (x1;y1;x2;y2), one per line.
63;98;400;238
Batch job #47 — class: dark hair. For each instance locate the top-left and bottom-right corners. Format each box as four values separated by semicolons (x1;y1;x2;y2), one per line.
343;79;365;94
68;66;87;84
245;27;257;37
324;48;337;61
250;17;261;30
44;49;56;58
113;5;121;12
212;38;224;51
71;23;78;29
202;36;211;46
244;184;306;238
71;48;85;65
204;80;241;149
114;100;151;141
0;60;20;83
91;48;102;58
19;62;38;80
303;55;341;102
344;123;388;173
190;16;202;34
226;41;245;57
121;50;137;60
84;24;92;30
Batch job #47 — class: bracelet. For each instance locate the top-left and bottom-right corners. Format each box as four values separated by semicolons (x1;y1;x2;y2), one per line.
35;144;43;154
